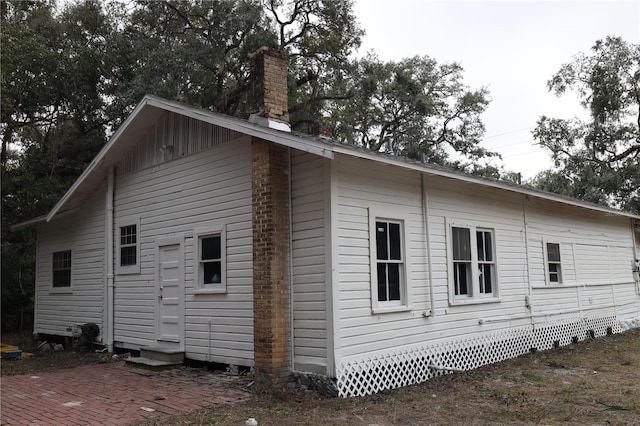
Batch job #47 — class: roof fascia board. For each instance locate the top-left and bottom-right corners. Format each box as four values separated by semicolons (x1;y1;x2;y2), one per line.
45;98;157;222
11;215;47;231
330;145;640;220
14;206;82;231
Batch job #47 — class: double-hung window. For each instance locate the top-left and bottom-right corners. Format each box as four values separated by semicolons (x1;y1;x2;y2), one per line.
52;250;72;288
116;218;140;274
370;215;410;312
545;242;562;284
194;225;226;293
449;223;498;303
201;235;222;285
120;225;137;266
376;220;403;303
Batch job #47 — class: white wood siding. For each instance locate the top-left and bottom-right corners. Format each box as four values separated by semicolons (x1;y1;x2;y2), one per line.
291;151;327;373
35;182;106;338
333;154;639;363
421;175;532;341
525;198;638;321
335;155;431;359
113;137;253;366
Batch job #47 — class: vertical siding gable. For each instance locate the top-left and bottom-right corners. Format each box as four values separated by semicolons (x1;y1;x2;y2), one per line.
118;111;244;174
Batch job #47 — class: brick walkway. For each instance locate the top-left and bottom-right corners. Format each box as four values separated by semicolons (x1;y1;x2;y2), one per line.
0;363;251;425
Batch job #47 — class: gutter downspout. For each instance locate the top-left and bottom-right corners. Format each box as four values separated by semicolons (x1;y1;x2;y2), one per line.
106;166;115;352
421;174;435;317
33;226;41;336
327;158;341;377
522;195;534;327
632;219;640;292
288;147;295;371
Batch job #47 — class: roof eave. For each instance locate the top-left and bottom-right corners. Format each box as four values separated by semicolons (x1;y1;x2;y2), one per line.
10;215;47;231
329;145;640;220
40;94;639;225
45;97;159;222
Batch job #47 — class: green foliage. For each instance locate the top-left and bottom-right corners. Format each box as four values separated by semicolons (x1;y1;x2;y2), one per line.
1;0;111;331
533;36;640;213
267;0;363;130
330;53;497;168
110;0;276;118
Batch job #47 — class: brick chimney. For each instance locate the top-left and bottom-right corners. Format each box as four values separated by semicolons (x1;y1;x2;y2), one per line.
249;46;292;385
311;123;332;138
248;47;290;132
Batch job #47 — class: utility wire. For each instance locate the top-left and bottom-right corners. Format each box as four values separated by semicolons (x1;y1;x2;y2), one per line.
481;126;535;141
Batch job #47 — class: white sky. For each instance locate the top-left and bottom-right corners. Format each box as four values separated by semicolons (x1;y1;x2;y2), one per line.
352;0;640;179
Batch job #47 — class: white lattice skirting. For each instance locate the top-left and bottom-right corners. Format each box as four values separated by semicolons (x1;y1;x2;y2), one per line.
336;315;627;397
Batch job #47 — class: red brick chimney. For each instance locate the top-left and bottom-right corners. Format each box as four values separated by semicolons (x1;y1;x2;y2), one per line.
248;47;290;132
249;46;292;384
311;123;332;138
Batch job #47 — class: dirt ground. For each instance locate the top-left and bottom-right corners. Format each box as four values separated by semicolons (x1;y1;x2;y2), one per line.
2;328;639;425
144;328;640;426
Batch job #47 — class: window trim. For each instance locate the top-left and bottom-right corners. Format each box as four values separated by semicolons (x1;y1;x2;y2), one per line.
116;216;141;275
369;209;412;314
544;240;563;285
193;224;227;294
50;248;73;293
447;220;500;306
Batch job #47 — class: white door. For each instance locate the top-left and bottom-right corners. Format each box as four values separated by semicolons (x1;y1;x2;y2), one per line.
156;240;184;344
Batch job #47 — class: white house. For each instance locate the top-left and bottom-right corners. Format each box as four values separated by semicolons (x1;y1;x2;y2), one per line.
16;49;640;397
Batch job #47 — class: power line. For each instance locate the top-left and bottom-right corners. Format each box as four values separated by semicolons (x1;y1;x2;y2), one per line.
481;126;535;141
490;138;539;149
502;149;547;159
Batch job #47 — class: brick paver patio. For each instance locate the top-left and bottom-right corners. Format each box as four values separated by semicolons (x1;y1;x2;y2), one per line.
0;363;250;425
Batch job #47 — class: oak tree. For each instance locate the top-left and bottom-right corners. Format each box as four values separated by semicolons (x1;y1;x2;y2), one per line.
533;36;640;213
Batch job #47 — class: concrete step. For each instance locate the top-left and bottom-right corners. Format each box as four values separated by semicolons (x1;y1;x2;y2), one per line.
139;346;184;363
124;356;182;369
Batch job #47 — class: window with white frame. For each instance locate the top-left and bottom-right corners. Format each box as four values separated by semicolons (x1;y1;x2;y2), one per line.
52;250;72;288
476;229;494;294
449;224;497;302
545;242;562;284
371;217;409;311
195;225;226;293
120;225;137;266
116;218;140;274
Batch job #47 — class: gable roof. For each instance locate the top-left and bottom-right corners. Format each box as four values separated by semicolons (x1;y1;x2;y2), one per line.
44;95;335;222
14;95;640;230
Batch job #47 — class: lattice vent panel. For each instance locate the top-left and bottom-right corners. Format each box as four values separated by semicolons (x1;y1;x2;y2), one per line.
336;315;623;397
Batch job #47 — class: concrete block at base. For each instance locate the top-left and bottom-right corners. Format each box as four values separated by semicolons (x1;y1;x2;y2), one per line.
139;346;184;363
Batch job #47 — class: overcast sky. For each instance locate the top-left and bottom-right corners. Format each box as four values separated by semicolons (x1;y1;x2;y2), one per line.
352;0;640;179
